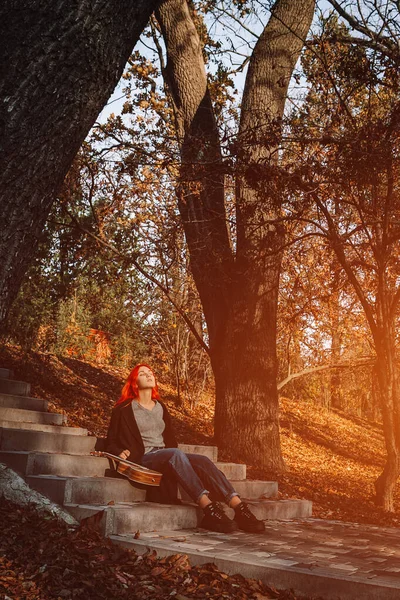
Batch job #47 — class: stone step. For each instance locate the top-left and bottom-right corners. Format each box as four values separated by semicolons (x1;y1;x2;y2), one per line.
27;474;147;504
0;451;32;475
0;451;107;477
0;393;48;411
178;444;218;462
0;406;66;425
26;475;278;507
18;451;110;476
0;368;13;379
179;479;278;503
65;502;200;536
245;498;312;520
214;462;246;480
0;428;96;454
65;498;312;536
0;446;239;478
0;379;30;396
0;421;87;435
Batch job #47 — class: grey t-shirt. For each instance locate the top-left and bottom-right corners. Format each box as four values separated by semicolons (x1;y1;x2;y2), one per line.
131;400;165;453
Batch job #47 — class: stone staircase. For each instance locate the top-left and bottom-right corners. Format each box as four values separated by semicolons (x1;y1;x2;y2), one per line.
0;367;312;539
5;368;400;600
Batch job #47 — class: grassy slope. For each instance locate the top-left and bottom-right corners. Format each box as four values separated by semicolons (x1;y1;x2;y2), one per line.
0;344;399;528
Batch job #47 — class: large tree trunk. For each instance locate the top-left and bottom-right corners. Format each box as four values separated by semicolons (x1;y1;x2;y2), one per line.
157;0;315;470
225;0;315;469
0;0;161;325
374;332;400;511
212;280;282;470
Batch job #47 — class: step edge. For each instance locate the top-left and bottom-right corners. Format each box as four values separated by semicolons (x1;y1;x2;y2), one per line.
0;406;65;418
109;534;383;600
0;422;86;434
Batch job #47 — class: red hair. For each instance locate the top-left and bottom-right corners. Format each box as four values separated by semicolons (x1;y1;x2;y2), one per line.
115;364;160;407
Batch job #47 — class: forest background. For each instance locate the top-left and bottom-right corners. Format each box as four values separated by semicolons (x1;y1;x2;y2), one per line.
2;0;400;512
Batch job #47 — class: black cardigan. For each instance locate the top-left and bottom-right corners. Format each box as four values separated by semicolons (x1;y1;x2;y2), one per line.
105;399;178;465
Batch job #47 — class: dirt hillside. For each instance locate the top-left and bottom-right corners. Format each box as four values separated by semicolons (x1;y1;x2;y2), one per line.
0;344;398;528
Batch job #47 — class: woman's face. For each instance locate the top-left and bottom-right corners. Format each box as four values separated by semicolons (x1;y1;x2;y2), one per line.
136;366;156;390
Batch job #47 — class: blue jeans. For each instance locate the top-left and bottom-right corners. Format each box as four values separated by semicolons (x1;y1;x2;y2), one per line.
141;448;238;504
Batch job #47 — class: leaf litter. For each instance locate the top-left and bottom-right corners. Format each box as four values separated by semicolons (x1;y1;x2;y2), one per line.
0;498;320;600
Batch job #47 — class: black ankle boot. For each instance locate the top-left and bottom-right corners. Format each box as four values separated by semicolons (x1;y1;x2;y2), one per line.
201;501;237;533
234;502;265;533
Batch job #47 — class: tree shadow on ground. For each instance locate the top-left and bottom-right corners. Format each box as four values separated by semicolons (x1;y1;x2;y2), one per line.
280;409;384;468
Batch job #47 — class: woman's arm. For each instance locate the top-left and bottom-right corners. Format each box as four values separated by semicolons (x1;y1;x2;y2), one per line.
105;408;127;457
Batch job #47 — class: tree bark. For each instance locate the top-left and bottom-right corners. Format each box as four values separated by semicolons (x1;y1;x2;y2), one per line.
0;463;77;525
330;326;342;408
330;271;343;409
225;0;315;470
374;333;400;511
156;0;234;344
212;285;283;469
329;211;343;409
0;0;161;325
157;0;315;471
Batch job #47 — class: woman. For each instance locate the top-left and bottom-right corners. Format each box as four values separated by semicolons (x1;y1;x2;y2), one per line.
106;364;265;534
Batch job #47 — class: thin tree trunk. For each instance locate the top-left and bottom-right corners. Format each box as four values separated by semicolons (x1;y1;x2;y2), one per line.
330;299;342;409
370;364;381;421
330;332;342;408
329;218;343;409
0;0;160;325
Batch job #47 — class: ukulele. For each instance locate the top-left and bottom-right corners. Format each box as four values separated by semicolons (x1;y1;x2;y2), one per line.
91;451;162;486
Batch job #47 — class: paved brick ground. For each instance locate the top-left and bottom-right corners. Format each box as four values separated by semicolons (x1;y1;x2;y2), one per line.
112;518;400;600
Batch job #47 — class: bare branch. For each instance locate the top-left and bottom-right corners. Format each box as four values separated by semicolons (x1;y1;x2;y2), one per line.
327;0;399;58
312;193;379;339
278;356;375;390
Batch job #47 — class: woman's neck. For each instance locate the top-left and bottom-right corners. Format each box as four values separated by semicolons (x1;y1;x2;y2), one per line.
137;388;154;405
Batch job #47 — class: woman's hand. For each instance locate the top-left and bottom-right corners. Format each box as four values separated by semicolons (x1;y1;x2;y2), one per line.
119;449;130;460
